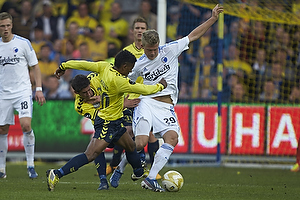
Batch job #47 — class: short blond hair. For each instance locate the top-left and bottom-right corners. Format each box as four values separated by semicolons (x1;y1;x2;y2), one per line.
0;12;12;21
142;30;160;46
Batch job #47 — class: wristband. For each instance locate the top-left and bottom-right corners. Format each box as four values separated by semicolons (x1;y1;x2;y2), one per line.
36;87;43;92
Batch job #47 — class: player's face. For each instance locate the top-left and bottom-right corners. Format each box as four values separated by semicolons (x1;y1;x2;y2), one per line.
78;85;93;100
143;43;159;60
123;62;135;76
133;22;147;41
0;18;13;42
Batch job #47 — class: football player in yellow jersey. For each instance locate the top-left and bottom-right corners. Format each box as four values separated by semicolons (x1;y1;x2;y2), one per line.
108;17;161;185
72;72;140;190
46;50;167;191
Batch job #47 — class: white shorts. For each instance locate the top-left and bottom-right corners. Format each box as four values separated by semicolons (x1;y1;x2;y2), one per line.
0;94;33;125
132;97;180;137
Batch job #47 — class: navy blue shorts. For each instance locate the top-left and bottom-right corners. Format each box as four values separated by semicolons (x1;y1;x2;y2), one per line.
93;116;127;147
123;108;134;127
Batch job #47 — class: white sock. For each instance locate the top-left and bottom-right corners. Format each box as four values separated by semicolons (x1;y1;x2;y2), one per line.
23;130;35;168
118;154;128;173
0;134;8;173
148;143;174;179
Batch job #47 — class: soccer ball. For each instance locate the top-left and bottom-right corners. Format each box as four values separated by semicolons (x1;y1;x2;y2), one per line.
162;170;184;192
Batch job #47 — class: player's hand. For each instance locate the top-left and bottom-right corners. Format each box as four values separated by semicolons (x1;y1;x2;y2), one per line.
212;4;224;20
35;91;46;106
55;67;65;79
85;96;101;104
124;94;140;108
159;78;167;89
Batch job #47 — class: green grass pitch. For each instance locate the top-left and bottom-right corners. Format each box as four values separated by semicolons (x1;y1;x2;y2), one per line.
1;161;299;200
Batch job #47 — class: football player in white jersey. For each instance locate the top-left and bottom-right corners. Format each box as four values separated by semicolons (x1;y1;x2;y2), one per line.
128;4;223;192
0;12;45;179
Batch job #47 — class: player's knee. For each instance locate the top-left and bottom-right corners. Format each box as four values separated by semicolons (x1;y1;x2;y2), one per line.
20;123;31;133
163;131;178;147
0;125;9;134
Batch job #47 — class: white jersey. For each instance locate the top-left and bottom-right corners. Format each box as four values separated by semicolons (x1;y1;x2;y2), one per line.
0;35;38;99
129;36;189;105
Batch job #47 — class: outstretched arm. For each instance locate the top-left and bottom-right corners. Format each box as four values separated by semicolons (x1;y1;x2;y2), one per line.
188;4;223;43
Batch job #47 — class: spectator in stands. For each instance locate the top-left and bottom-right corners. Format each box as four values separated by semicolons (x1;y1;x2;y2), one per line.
31;26;50;59
249;48;270;100
71;42;93;78
223;20;239;54
61;21;84;57
49;39;66;66
166;5;180;42
258;78;278;102
223;44;253;80
270;61;293;102
38;44;59;84
101;1;128;49
33;0;65;42
64;39;79;61
91;0;114;23
177;3;202;99
12;0;33;40
289;86;300;103
66;2;98;39
87;25;108;62
43;74;72;100
239;20;266;64
274;47;296;81
230;82;248;103
130;0;157;30
190;45;217;99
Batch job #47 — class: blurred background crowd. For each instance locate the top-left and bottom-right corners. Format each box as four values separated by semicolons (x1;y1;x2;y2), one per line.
1;0;300;104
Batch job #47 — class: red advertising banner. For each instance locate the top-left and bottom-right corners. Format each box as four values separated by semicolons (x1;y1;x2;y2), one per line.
267;107;300;156
191;105;227;154
173;104;189;153
229;105;265;155
8;115;24;151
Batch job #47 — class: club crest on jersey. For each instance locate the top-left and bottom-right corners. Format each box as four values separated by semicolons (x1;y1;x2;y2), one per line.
0;55;20;66
13;47;18;53
161;56;168;63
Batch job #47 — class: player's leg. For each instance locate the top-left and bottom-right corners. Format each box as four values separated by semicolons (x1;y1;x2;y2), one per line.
291;137;300;172
148;130;178;179
16;95;38;178
110;130;144;188
94;152;109;190
148;132;159;166
46;137;109;191
0;98;15;179
0;125;9;179
107;145;123;175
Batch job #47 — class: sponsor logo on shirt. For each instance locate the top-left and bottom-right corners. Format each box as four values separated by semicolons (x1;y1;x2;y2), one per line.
0;55;20;66
144;64;170;81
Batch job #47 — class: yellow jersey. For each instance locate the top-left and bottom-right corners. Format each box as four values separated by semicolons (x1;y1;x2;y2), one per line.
60;60;164;121
123;42;144;99
74;72;102;124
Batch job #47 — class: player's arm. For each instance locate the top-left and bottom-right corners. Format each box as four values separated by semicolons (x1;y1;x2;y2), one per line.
117;77;167;95
32;64;46;106
188;4;223;42
55;60;106;79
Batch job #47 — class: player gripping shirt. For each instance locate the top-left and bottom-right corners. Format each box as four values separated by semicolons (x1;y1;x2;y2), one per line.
60;60;164;122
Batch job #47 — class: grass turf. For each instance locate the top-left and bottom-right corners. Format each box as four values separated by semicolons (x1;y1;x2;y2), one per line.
0;161;299;200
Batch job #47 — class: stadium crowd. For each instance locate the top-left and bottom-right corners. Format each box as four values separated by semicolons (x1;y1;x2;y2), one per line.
2;0;299;104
